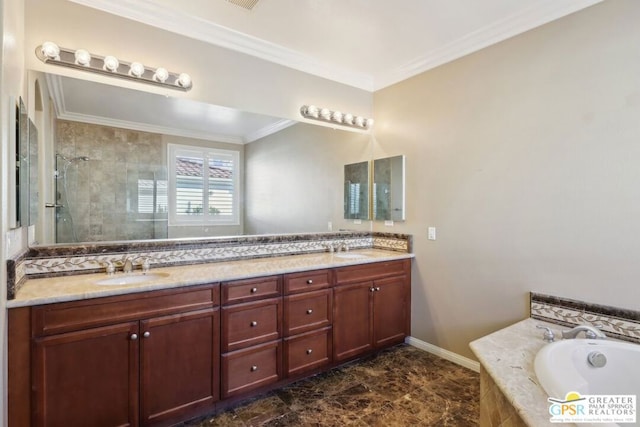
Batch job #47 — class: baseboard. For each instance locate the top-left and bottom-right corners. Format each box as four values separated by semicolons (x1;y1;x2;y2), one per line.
405;336;480;373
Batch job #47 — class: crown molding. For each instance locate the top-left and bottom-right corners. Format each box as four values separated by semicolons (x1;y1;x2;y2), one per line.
244;119;296;143
68;0;374;91
374;0;603;90
69;0;602;93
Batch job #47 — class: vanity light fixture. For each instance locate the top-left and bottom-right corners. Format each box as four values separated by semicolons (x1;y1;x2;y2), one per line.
300;105;373;130
35;41;193;91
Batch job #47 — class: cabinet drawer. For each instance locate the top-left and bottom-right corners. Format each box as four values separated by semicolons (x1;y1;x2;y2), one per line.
284;327;331;377
33;284;219;336
334;260;409;285
221;340;281;398
283;289;332;336
222;298;282;352
222;276;281;305
284;269;331;294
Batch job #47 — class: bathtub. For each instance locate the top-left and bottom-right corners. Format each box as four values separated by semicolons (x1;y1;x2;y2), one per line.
534;339;640;427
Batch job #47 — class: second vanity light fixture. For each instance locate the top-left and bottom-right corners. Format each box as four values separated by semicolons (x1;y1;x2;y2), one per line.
300;105;374;130
36;41;193;91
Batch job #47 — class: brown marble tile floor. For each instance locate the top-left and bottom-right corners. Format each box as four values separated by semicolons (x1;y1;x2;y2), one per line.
182;344;480;427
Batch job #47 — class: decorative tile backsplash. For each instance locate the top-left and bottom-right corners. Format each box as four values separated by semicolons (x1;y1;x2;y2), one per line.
531;292;640;344
7;231;411;300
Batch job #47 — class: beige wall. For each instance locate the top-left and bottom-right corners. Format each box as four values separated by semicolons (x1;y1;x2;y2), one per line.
245;123;371;235
373;0;640;359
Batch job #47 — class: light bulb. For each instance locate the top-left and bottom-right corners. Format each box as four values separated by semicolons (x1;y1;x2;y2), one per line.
41;42;60;60
103;56;119;72
129;62;145;77
306;105;319;118
343;113;354;125
153;67;169;83
365;118;375;128
74;49;91;66
320;108;331;120
354;116;365;127
176;73;192;88
332;111;343;123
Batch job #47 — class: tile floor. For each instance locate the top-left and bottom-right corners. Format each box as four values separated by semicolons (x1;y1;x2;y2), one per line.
183;344;480;426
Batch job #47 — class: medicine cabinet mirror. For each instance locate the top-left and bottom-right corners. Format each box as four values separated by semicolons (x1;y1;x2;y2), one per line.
343;161;370;220
373;155;405;221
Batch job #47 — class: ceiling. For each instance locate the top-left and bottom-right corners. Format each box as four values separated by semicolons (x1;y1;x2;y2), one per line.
50;0;603;143
68;0;603;91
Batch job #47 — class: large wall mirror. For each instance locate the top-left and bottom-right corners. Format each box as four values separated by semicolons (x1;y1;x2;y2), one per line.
373;155;405;222
30;72;373;245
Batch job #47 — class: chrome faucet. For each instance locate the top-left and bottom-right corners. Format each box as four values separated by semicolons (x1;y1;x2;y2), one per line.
123;257;134;274
561;324;607;340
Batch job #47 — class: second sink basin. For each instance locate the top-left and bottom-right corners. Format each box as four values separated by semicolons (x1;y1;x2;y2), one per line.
95;272;170;286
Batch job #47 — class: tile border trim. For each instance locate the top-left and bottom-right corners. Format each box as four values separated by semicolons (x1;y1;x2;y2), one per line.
7;232;411;300
530;292;640;344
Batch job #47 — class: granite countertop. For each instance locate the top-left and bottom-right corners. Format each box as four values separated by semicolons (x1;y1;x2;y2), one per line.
470;318;561;427
8;249;413;308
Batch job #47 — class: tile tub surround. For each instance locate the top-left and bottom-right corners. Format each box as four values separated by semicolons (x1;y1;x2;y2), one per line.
7;248;413;308
531;292;640;344
6;231;411;300
470;318;558;427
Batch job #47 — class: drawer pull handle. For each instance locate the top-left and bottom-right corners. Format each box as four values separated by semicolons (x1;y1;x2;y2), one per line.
130;333;138;341
306;349;313;355
250;321;258;327
250;287;258;293
143;331;151;338
306;309;313;315
306;279;313;284
250;365;258;372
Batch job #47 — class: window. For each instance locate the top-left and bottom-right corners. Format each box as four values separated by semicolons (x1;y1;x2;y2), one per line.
168;144;239;226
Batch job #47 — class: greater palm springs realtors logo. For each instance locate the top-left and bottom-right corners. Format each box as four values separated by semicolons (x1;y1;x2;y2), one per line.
548;391;636;424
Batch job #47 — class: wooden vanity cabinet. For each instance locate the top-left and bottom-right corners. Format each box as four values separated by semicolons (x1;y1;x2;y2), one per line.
333;260;410;362
283;270;333;377
30;284;220;427
220;276;283;398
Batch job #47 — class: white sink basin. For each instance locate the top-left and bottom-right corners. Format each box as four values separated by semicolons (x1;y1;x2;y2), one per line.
333;253;369;259
95;272;170;286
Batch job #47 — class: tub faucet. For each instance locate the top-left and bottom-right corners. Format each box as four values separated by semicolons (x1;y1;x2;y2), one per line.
561;324;607;340
123;257;134;274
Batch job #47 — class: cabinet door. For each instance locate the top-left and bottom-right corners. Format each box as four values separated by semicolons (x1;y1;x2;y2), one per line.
373;276;408;348
33;321;139;427
333;281;373;361
140;308;220;426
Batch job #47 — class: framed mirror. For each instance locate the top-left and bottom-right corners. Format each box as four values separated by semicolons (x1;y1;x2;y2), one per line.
373;155;405;221
343;161;370;221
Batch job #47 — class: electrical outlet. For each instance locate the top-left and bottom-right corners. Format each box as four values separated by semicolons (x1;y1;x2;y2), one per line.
327;221;333;231
428;227;436;240
385;220;394;227
354;219;362;225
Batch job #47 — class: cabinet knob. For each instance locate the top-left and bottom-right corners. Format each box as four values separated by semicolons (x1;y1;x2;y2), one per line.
370;287;376;292
306;349;313;355
250;321;258;327
250;365;258;372
143;331;151;338
306;279;313;284
250;287;258;293
306;309;313;315
130;333;138;341
375;287;381;292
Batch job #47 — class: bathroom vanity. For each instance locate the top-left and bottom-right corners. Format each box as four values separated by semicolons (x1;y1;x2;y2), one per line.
8;249;411;427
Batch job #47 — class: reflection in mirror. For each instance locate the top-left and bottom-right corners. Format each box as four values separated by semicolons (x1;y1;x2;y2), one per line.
33;72;373;244
29;118;39;226
344;161;370;220
373;155;405;221
18;97;29;228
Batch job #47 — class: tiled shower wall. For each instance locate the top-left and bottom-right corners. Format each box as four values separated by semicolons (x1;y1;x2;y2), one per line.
55;120;168;242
